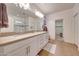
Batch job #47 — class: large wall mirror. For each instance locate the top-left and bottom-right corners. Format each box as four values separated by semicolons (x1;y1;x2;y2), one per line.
0;3;44;36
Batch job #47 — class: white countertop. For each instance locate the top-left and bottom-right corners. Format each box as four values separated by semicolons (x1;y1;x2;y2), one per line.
0;31;46;46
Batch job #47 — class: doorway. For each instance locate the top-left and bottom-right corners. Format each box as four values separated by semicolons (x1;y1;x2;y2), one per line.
55;19;64;41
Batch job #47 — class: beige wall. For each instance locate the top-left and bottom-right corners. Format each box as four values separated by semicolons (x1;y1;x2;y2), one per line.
73;4;79;50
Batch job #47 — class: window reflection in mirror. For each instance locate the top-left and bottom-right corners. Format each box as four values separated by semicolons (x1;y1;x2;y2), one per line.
14;16;43;33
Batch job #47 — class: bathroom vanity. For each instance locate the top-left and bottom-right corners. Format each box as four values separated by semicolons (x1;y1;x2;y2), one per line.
0;31;49;56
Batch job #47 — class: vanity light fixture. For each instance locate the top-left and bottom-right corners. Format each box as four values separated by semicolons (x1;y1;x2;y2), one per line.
35;9;44;18
15;3;44;18
15;3;30;10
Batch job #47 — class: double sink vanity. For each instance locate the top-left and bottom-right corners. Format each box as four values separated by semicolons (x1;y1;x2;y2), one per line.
0;31;49;56
0;3;49;56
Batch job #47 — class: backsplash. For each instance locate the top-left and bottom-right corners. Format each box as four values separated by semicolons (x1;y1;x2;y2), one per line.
0;32;16;37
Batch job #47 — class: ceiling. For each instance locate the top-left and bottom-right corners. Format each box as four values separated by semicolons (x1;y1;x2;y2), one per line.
6;3;75;17
35;3;75;15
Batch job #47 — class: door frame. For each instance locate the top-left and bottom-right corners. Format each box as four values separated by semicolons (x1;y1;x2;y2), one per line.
55;19;64;41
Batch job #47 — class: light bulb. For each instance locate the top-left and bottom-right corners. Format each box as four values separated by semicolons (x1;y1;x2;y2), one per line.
35;10;44;18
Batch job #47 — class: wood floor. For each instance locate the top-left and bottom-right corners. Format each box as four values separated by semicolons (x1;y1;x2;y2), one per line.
38;40;79;56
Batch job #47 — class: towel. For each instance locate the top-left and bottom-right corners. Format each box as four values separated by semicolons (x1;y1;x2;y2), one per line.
0;4;3;28
0;3;8;28
2;3;8;27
